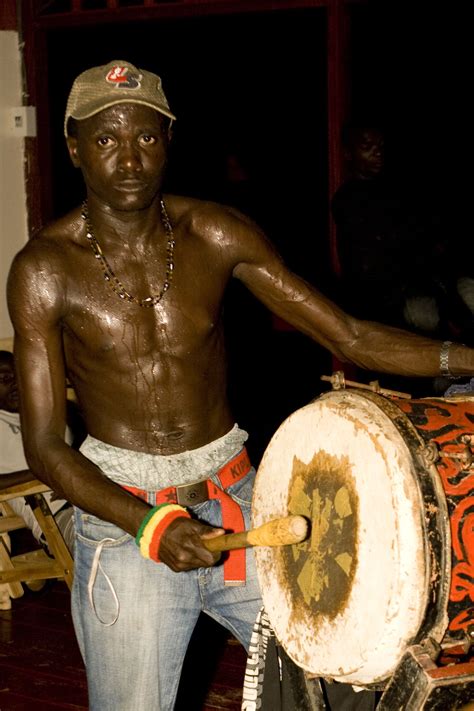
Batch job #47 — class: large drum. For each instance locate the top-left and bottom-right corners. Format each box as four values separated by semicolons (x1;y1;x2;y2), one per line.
252;389;474;687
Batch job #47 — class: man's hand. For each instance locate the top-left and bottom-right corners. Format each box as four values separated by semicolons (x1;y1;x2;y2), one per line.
158;517;225;571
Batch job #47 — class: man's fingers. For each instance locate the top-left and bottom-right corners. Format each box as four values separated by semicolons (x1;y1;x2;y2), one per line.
158;518;223;570
199;527;225;540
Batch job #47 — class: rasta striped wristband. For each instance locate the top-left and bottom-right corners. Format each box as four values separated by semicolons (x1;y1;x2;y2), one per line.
136;503;191;563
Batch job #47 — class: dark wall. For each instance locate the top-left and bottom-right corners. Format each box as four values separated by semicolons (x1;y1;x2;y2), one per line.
349;0;467;222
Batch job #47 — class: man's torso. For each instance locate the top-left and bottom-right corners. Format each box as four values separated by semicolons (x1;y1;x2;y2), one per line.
36;196;241;455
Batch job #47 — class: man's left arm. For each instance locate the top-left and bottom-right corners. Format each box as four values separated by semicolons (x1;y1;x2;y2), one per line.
230;220;473;378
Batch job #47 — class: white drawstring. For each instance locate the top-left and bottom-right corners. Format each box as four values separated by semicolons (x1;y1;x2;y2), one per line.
87;538;120;626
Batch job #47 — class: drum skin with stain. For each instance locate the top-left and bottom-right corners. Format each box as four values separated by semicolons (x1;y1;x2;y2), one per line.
251;388;474;688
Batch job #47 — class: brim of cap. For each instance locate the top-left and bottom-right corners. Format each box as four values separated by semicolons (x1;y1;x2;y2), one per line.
64;98;176;136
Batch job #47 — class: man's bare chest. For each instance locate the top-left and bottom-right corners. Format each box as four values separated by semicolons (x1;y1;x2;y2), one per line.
62;271;225;361
61;226;231;354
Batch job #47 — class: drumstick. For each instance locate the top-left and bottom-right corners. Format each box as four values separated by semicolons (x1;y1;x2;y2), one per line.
202;515;309;552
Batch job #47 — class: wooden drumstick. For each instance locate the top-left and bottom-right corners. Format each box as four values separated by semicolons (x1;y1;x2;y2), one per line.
202;515;309;552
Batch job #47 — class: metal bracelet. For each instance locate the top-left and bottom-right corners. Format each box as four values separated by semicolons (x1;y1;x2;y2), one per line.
439;340;453;377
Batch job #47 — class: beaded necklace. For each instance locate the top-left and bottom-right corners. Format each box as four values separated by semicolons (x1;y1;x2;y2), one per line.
81;199;175;308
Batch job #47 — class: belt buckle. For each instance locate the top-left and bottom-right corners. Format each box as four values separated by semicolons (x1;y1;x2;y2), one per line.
175;479;209;506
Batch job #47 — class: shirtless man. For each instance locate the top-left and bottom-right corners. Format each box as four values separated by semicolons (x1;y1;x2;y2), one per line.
7;61;474;711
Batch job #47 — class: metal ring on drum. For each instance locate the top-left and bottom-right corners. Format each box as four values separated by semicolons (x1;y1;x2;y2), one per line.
251;388;474;687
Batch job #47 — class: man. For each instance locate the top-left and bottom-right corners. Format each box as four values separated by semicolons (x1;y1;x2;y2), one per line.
0;350;74;607
6;61;474;710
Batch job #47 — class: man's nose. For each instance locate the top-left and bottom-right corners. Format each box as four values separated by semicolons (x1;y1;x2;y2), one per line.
117;143;142;172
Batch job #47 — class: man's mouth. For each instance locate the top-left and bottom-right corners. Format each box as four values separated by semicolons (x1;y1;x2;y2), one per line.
115;180;146;193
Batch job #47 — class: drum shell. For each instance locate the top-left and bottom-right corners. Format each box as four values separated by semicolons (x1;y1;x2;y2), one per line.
397;394;474;637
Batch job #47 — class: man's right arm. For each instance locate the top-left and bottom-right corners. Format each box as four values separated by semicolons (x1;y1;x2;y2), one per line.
7;243;152;536
7;243;220;569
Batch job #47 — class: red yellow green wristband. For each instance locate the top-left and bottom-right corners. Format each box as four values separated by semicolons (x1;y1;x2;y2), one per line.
136;503;191;563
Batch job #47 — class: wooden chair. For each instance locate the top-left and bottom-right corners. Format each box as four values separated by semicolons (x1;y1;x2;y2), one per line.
0;474;74;609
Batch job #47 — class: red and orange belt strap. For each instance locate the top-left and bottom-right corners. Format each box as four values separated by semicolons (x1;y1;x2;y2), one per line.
123;447;252;585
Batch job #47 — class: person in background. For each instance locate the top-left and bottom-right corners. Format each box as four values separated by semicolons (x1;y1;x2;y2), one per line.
331;122;471;341
7;61;474;710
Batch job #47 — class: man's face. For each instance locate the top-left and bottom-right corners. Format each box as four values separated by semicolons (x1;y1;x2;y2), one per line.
349;129;384;179
0;357;19;413
67;103;171;211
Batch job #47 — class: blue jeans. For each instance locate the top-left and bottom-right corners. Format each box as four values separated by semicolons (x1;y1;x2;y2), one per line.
71;469;262;711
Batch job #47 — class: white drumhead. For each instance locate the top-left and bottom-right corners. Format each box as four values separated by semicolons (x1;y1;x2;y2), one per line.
252;389;429;685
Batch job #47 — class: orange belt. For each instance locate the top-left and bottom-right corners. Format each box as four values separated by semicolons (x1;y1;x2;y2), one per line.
123;447;252;585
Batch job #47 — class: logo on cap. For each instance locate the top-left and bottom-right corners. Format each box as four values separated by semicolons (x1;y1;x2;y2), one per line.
105;65;142;90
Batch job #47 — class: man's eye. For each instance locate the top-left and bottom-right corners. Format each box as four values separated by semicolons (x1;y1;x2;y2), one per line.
139;135;157;145
97;136;114;146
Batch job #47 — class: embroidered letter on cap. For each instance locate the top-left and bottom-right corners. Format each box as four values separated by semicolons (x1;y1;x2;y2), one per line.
106;65;142;90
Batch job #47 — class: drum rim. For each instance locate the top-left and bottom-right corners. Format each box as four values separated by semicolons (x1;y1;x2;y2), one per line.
367;391;451;646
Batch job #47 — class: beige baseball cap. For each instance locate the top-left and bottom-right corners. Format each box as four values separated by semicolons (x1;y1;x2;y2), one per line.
64;59;176;136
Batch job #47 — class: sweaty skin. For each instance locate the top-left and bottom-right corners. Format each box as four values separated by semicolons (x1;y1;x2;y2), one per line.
7;104;474;571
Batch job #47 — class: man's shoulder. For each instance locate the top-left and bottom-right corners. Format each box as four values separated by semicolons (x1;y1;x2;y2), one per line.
168;194;251;241
16;207;83;263
169;193;234;222
333;178;371;201
36;205;83;243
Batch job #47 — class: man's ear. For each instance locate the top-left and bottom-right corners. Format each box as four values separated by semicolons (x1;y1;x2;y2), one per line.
66;137;81;168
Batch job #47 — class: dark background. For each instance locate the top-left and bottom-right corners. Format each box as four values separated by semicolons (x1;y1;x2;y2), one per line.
349;0;468;230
